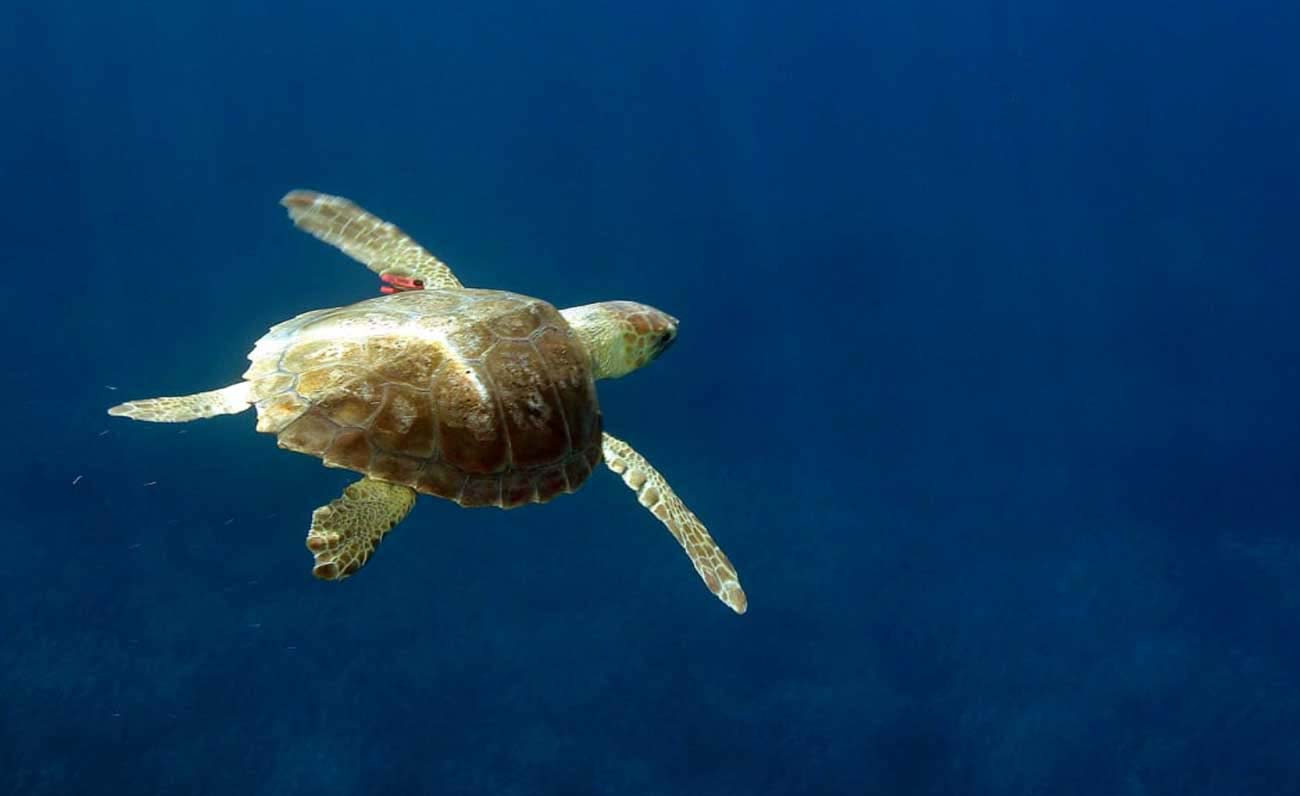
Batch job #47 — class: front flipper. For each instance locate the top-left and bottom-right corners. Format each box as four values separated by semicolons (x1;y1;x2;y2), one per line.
306;477;417;580
280;190;464;291
601;432;747;614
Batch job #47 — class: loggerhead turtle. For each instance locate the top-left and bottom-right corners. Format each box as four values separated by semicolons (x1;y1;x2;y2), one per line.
108;191;746;614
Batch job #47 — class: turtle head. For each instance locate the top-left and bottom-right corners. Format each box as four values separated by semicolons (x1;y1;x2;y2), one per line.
560;301;679;380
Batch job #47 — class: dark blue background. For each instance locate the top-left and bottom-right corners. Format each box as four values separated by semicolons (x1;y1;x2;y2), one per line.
4;1;1299;793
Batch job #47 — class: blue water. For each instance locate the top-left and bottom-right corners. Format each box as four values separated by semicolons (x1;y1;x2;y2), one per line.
4;1;1299;793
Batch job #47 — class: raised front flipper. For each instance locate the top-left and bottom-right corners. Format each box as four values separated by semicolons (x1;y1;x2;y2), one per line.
601;432;747;614
280;190;464;291
306;477;417;580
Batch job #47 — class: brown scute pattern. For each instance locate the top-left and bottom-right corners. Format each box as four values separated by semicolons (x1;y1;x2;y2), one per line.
533;462;571;502
280;190;464;290
601;432;748;615
585;442;603;471
256;393;309;433
563;451;594;491
244;288;602;508
325;429;372;472
276;412;337;456
501;469;539;509
308;396;376;430
369;336;444;388
488;339;568;468
389;289;465;314
306;478;417;581
281;338;367;372
485;301;544;338
249;372;294;401
418;463;467;500
370;384;437;458
434;364;507;474
444;320;496;360
460;475;503;507
368;451;425;485
463;295;525;320
294;365;365;399
311;378;383;428
534;326;601;455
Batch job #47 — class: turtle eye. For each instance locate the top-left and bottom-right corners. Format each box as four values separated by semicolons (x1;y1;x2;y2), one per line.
653;330;676;357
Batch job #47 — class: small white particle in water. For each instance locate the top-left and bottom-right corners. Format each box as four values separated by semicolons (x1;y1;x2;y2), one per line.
97;430;109;437
111;712;121;718
248;623;262;629
128;543;142;550
105;385;118;391
72;475;82;485
143;481;157;486
223;518;234;525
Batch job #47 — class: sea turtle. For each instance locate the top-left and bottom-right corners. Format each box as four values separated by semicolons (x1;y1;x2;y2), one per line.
108;191;746;614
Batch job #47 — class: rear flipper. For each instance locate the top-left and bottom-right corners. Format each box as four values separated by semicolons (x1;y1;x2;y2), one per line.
602;432;747;614
107;382;251;423
307;477;417;580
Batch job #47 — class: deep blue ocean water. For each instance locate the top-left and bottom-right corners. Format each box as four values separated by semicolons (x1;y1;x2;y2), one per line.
4;1;1299;794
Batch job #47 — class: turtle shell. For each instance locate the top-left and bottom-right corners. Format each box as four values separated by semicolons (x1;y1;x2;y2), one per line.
242;289;603;508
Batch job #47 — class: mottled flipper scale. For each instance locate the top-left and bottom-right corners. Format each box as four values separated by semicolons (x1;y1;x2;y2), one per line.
107;382;251;423
280;190;463;290
601;432;747;614
306;477;417;580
